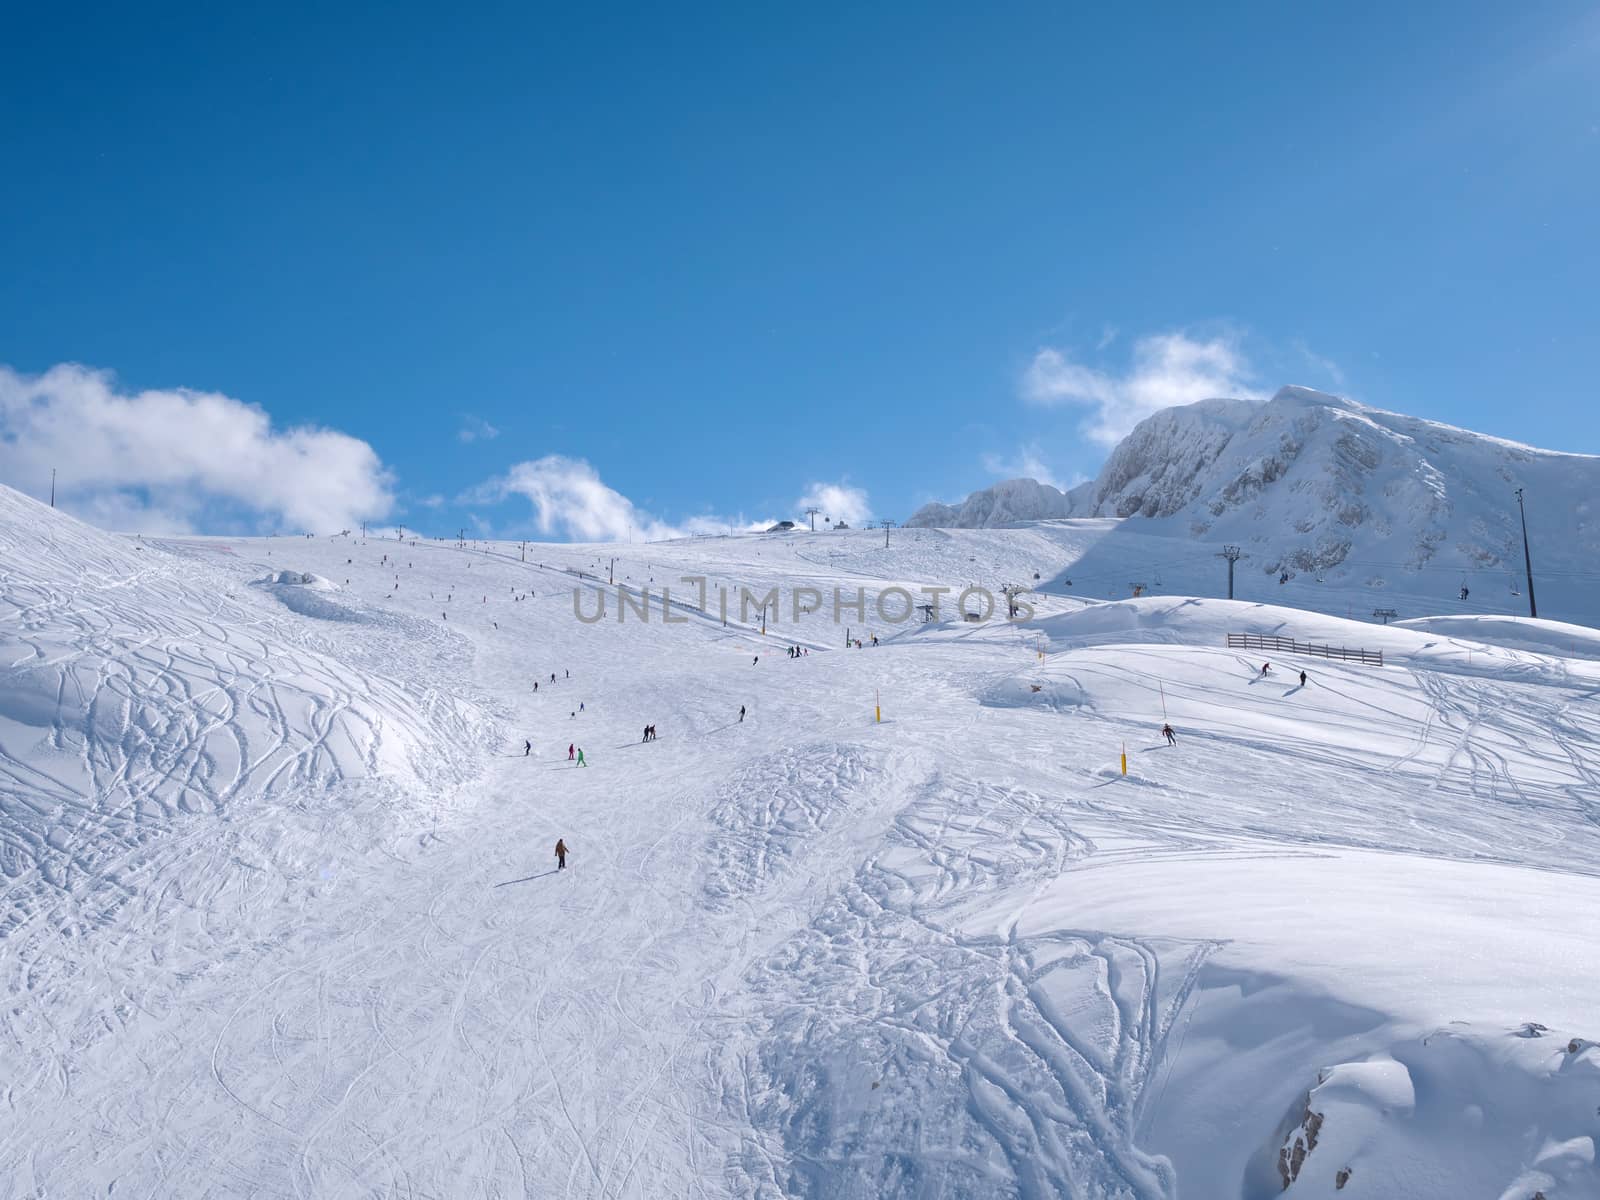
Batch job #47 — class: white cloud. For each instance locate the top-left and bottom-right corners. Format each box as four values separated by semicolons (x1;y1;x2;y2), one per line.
1290;337;1347;387
981;441;1067;489
0;363;395;533
457;414;500;443
1023;331;1261;447
477;455;773;542
797;481;871;527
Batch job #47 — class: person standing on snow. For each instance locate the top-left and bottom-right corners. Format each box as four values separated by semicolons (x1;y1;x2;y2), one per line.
739;705;746;722
555;839;568;870
568;742;575;761
1161;723;1177;746
576;747;586;767
1299;670;1308;686
524;739;531;756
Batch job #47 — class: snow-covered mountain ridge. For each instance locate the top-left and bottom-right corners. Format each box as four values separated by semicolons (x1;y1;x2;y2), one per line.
911;386;1599;586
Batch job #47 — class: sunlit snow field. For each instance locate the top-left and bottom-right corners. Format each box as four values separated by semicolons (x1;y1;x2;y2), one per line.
1;490;1596;1198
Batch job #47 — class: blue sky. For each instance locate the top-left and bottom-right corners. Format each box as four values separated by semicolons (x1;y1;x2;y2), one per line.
2;2;1596;537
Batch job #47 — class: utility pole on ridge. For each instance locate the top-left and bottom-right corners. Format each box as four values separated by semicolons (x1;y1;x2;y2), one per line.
1515;488;1538;619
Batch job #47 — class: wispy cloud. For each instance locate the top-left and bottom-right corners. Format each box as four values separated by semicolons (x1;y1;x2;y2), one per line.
457;414;500;443
1290;337;1346;387
797;481;871;526
0;363;394;533
980;441;1074;490
1022;330;1261;447
473;455;773;542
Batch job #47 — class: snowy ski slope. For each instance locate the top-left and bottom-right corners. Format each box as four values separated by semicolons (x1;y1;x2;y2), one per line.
1;491;1597;1198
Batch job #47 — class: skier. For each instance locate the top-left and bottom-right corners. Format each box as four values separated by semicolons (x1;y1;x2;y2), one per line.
524;739;531;757
534;681;538;692
1299;670;1308;687
642;725;650;743
580;702;585;712
565;669;569;678
739;705;746;722
1161;723;1176;746
551;673;556;684
576;748;586;767
1260;662;1271;677
752;655;759;666
871;634;878;646
568;743;575;761
555;838;568;870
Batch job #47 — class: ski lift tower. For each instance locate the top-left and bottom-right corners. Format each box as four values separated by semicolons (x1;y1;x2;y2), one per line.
1217;545;1244;600
1000;583;1029;619
804;506;822;531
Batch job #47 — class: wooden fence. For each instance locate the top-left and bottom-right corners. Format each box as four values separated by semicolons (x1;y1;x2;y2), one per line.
1225;632;1383;666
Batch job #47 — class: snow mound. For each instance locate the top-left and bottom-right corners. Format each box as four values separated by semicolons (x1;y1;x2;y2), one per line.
253;568;372;621
256;568;336;587
0;485;488;894
1255;1032;1600;1199
1395;614;1600;661
979;672;1088;711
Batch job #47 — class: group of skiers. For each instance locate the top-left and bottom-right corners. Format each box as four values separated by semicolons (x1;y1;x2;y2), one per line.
641;724;658;742
1157;662;1311;744
1258;662;1310;687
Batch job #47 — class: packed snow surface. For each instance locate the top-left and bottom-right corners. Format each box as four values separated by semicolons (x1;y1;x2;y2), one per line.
2;488;1598;1198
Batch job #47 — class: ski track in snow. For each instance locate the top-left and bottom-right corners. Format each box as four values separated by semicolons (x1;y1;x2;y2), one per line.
1;507;1598;1197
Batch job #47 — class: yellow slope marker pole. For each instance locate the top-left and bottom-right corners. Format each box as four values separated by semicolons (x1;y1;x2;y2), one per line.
1121;742;1127;776
875;688;881;724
